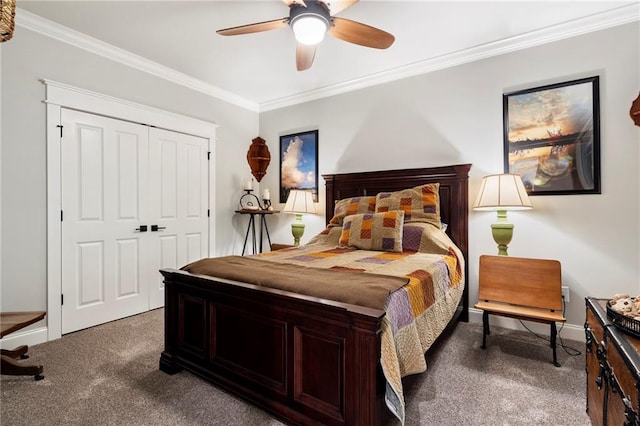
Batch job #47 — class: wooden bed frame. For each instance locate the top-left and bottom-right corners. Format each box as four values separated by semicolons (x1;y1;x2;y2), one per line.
159;163;471;426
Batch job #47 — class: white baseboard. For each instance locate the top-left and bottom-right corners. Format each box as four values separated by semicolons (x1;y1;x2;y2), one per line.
0;326;49;350
467;307;585;342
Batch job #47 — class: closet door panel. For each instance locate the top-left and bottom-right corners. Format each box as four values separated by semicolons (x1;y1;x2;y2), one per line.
148;128;209;309
61;109;150;334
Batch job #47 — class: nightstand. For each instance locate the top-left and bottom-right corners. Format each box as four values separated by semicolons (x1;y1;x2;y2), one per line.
235;209;279;255
270;243;294;251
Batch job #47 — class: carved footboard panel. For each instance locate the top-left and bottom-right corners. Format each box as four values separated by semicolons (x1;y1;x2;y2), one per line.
159;269;386;426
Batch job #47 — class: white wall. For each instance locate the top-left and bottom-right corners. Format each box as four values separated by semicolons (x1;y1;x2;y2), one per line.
2;18;638;342
1;29;259;316
258;22;640;333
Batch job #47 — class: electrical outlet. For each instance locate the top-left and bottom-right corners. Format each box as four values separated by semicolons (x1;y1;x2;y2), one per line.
561;286;570;303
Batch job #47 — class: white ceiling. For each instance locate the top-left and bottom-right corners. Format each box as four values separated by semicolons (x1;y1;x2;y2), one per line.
15;1;639;111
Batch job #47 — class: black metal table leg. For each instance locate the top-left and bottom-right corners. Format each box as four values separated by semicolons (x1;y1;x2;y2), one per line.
250;215;257;254
241;216;252;256
261;215;273;252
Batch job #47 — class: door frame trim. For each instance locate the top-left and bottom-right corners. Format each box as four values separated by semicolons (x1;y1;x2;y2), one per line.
45;79;218;341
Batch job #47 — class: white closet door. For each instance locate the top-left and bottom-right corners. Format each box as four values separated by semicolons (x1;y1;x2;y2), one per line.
61;109;151;334
147;128;209;309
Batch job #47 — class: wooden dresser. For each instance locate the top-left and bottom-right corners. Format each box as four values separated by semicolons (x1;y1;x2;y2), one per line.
585;298;640;425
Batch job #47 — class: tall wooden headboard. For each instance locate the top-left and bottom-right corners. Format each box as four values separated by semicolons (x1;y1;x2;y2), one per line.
322;163;472;320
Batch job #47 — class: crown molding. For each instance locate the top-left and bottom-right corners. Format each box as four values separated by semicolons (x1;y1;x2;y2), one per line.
15;4;639;114
15;8;260;113
260;3;640;112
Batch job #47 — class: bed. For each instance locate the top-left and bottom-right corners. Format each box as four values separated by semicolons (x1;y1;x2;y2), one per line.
159;163;471;425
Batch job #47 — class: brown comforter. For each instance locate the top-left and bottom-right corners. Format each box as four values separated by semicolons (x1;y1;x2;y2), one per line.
182;255;408;310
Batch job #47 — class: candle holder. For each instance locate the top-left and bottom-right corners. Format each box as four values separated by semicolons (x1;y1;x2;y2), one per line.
238;189;264;211
263;199;272;210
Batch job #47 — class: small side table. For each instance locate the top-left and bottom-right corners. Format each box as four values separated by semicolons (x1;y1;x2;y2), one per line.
235;210;279;255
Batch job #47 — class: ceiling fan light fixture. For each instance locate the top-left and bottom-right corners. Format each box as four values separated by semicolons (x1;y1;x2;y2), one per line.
291;14;328;45
216;0;394;71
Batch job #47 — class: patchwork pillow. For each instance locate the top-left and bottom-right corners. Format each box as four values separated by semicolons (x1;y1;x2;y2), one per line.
306;225;343;246
329;196;376;226
401;223;451;255
339;210;404;252
375;183;441;228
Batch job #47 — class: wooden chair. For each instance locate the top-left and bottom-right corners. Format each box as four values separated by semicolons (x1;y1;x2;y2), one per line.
1;311;46;380
474;255;566;367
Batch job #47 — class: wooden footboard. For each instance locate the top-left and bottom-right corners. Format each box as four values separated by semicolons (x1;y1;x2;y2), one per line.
159;269;387;425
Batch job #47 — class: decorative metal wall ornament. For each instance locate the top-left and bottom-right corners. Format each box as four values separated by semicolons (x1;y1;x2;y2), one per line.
0;0;16;43
631;92;640;127
246;136;271;182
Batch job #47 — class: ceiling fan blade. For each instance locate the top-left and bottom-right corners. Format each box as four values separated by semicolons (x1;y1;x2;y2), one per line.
216;18;288;36
296;43;316;71
282;0;307;7
320;0;358;15
328;17;394;49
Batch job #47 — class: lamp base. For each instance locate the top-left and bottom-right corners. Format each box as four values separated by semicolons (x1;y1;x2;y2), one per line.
491;222;513;256
291;214;305;246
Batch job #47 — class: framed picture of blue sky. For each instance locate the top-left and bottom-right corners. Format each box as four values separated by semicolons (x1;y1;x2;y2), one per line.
279;130;319;203
503;76;600;195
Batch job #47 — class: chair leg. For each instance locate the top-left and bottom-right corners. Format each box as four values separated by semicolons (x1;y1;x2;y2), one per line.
481;311;490;349
550;322;560;367
1;345;29;360
1;350;44;381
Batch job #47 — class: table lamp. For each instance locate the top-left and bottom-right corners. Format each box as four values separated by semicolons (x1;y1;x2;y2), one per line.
282;190;316;246
473;173;532;256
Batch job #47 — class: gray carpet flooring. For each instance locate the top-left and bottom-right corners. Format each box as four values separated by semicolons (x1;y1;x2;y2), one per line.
1;309;588;425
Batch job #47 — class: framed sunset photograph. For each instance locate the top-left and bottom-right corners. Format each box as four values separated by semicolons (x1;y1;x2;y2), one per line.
503;76;600;195
279;130;318;203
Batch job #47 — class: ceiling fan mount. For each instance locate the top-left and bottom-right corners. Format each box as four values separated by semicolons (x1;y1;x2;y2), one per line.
216;0;395;71
288;1;331;45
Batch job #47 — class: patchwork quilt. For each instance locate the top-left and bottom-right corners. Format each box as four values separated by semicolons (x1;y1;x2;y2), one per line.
258;223;465;424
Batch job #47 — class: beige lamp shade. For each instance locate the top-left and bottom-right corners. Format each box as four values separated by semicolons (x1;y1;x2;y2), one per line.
473;174;532;211
283;190;316;215
282;190;316;246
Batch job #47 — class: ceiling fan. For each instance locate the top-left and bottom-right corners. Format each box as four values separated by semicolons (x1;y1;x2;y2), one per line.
216;0;395;71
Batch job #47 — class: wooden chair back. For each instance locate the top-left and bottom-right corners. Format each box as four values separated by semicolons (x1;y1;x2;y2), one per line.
478;255;563;311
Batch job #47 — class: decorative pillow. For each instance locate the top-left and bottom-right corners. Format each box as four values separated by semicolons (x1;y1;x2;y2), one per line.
306;225;343;246
375;183;441;228
339;210;404;252
401;223;451;255
329;196;376;226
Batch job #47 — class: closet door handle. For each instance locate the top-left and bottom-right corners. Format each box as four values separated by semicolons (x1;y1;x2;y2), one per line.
151;225;166;232
135;225;148;232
